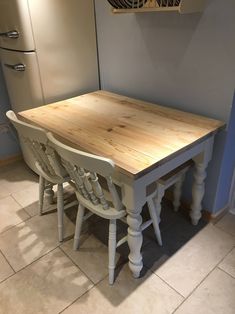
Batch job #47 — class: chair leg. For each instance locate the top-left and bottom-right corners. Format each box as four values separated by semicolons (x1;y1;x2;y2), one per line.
108;219;116;285
44;182;55;205
57;183;64;242
173;174;185;212
147;197;163;246
153;185;165;220
73;204;85;250
39;176;45;215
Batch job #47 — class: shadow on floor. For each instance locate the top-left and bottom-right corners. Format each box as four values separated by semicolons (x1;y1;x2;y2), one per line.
65;197;208;279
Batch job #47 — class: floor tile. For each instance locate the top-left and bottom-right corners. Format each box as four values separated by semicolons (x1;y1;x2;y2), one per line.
0;213;74;271
62;264;183;314
0;250;14;283
12;182;77;218
143;212;208;271
0;248;93;314
0;185;10;200
0;161;38;196
155;224;235;297
142;199;183;236
216;213;235;236
175;268;235;314
61;234;120;284
219;248;235;278
12;184;39;217
0;196;30;234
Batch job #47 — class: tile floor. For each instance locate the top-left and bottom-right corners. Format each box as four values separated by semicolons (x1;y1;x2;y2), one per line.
0;161;234;314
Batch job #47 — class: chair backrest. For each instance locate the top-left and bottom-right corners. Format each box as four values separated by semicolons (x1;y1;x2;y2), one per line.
6;111;65;181
47;132;123;211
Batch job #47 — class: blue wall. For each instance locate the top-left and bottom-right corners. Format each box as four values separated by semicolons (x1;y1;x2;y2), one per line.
0;65;20;160
94;0;235;213
214;92;235;213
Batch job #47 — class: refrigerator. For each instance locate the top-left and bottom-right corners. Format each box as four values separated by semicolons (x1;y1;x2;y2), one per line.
0;0;99;171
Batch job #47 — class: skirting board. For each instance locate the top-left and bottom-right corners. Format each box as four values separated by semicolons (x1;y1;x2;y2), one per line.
0;154;22;168
210;205;230;223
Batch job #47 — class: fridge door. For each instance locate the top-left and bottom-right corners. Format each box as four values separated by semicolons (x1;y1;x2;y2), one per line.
28;0;99;103
0;0;35;51
0;48;44;112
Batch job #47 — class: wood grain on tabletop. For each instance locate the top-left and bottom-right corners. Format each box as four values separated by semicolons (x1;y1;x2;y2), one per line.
18;91;225;178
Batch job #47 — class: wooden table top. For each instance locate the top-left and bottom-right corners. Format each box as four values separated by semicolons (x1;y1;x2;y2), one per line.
19;91;225;178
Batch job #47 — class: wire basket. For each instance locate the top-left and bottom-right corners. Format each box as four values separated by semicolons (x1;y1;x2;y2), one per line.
108;0;181;10
156;0;181;7
110;0;206;13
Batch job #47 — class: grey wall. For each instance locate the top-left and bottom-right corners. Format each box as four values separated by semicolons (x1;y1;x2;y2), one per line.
95;0;235;213
0;65;20;160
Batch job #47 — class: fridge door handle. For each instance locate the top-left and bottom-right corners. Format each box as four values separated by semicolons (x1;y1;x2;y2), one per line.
4;63;26;72
0;30;19;39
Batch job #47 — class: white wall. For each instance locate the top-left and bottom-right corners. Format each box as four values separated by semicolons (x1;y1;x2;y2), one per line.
95;0;235;213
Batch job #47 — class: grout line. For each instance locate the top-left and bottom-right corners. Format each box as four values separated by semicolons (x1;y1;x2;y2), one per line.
11;194;39;218
150;270;185;299
58;240;113;287
0;248;15;274
0;246;59;286
57;252;109;314
0;270;16;285
4;246;59;277
58;275;108;314
171;245;235;313
58;276;109;314
11;194;35;218
219;246;235;262
0;215;32;237
214;223;235;238
58;283;98;314
58;246;97;285
217;266;235;280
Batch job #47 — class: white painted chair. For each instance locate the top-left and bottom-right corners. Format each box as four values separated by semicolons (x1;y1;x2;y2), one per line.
6;111;77;242
47;132;164;284
152;162;191;223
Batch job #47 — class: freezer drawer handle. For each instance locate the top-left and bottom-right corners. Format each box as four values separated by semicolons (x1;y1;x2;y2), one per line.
0;30;19;39
4;63;26;72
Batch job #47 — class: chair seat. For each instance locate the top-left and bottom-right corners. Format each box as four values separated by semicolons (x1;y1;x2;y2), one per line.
76;191;126;220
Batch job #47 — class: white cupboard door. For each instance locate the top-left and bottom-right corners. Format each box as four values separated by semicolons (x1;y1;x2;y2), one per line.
0;0;35;51
0;49;44;112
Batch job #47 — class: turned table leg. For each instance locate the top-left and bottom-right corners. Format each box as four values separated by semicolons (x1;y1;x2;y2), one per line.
190;161;208;225
122;181;145;278
190;137;214;225
126;208;143;278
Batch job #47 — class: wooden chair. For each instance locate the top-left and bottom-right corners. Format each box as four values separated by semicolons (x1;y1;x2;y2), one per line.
47;132;164;284
6;111;77;242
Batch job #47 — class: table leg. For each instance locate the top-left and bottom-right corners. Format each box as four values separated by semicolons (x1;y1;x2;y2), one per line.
190;160;208;225
190;137;214;225
121;181;145;278
126;208;143;278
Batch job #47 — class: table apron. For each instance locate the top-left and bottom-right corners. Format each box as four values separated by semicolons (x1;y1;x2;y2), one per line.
135;135;214;189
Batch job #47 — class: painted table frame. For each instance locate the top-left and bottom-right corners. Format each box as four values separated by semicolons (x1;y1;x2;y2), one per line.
115;136;214;278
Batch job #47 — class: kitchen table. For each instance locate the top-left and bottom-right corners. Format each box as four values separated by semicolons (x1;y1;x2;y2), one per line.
18;90;225;278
